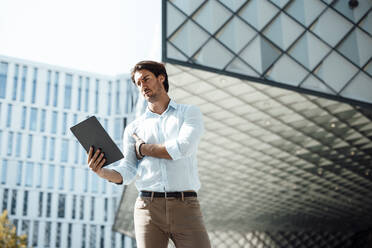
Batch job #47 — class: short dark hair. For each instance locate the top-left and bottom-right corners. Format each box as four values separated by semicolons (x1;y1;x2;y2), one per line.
131;61;169;92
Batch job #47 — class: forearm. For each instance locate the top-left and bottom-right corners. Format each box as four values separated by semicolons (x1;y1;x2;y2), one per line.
141;143;172;160
99;168;123;184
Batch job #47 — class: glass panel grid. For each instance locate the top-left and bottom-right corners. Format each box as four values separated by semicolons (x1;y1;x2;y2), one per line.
193;0;232;35
164;0;372;106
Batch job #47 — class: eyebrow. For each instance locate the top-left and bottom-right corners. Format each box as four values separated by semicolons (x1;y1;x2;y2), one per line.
136;74;150;84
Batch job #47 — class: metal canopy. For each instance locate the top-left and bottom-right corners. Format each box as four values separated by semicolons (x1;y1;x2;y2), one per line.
165;63;372;232
113;63;372;242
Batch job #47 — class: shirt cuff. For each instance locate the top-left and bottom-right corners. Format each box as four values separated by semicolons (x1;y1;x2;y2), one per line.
108;164;137;185
164;139;181;160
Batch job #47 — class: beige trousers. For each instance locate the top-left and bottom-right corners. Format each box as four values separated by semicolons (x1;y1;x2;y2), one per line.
134;195;211;248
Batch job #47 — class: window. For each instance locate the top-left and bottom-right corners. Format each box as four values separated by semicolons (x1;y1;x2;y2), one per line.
6;104;12;127
11;189;17;215
111;230;116;248
2;189;8;211
59;166;64;190
32;221;39;247
1;159;7;184
15;132;22;157
40;109;46;132
91;173;98;193
80;196;85;220
89;225;96;248
31;68;38;103
49;137;55;161
45;221;51;247
74;141;79;164
100;225;105;248
81;148;86;166
102;180;107;194
21;106;26;129
95;79;99;113
51;111;58;134
107;81;112;115
62;113;67;135
56;223;61;248
16;162;23;186
64;73;73;109
123;117;127;129
73;113;77;124
38;192;43;217
104;198;108;221
57;194;66;218
23;191;28;216
72;195;76;219
27;134;33;158
90;197;95;221
0;62;8;99
82;224;86;248
84;169;88;192
116;80;121;114
67;223;72;247
25;162;34;187
48;164;54;189
21;220;29;235
85;77;90;112
12;64;19;100
121;235;126;248
61;139;69;163
104;119;108;131
46;70;51;105
7;132;14;156
20;66;27;102
42;136;47;160
53;72;59;107
70;167;75;191
46;193;52;217
29;107;38;131
114;118;122;140
36;163;42;188
78;76;82;111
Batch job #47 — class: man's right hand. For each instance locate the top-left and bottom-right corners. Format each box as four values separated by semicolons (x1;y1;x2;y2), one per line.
87;146;106;177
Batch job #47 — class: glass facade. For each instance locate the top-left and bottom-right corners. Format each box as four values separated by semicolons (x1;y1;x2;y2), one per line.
0;62;8;99
64;73;73;109
12;64;19;100
163;0;372;107
0;55;138;247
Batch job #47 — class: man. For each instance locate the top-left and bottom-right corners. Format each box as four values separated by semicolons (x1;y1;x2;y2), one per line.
87;61;211;248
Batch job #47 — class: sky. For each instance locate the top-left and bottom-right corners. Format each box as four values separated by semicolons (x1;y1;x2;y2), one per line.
0;0;162;75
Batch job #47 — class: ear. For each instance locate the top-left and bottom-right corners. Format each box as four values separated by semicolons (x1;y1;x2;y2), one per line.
157;74;165;84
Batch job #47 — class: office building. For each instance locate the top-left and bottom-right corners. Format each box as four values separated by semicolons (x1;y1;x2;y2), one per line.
0;55;138;248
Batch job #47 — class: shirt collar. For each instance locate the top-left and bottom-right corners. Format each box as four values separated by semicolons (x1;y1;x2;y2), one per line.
145;99;177;117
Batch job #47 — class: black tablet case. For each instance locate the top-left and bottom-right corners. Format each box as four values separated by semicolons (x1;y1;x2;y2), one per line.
70;116;124;167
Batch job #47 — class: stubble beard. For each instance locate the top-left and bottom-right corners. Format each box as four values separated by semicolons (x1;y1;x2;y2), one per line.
144;81;164;103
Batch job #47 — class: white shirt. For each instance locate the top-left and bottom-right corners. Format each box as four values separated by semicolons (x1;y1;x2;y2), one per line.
111;100;204;192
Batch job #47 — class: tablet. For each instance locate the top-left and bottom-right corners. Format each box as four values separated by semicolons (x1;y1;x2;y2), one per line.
70;116;124;167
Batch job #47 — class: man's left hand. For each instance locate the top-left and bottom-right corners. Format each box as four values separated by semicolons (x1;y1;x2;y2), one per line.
132;133;145;160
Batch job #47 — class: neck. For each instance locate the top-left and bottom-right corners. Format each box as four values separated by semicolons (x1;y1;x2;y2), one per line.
148;95;171;115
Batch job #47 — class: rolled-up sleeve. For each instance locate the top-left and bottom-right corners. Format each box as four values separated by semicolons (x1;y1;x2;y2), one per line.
108;123;138;185
164;105;204;160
